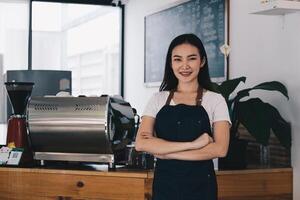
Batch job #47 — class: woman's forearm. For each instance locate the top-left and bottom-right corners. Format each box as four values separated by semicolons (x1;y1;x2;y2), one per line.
135;132;211;155
159;142;227;161
135;137;193;155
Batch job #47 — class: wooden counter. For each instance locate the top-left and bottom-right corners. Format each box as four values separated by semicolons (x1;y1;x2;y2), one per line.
216;168;293;200
0;167;292;200
0;167;153;200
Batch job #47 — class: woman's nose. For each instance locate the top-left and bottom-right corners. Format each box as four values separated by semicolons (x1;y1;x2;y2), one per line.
182;60;190;69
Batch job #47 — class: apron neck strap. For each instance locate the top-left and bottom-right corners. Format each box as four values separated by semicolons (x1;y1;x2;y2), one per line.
165;87;203;106
196;86;203;106
165;89;175;105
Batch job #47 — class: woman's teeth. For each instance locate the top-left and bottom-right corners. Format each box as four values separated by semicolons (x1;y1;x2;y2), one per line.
179;71;192;77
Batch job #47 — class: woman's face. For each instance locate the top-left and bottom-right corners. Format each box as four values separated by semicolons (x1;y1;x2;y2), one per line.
171;43;203;84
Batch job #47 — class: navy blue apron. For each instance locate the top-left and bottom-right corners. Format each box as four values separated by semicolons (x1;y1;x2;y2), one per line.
152;88;217;200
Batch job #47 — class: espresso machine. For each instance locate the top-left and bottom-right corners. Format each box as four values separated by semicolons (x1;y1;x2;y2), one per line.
5;82;34;165
27;95;137;168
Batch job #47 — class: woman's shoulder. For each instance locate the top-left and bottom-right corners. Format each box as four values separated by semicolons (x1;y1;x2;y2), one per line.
203;90;225;103
151;91;170;99
204;90;222;97
142;91;170;117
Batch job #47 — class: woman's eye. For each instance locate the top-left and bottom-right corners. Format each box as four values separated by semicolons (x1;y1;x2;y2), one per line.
173;58;181;62
189;57;197;60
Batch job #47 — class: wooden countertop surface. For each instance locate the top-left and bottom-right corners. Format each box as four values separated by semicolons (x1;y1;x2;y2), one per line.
0;166;151;178
216;167;292;174
0;166;292;178
0;166;293;200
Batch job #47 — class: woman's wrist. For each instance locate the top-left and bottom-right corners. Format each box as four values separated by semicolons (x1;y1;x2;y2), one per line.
190;137;207;150
188;141;199;150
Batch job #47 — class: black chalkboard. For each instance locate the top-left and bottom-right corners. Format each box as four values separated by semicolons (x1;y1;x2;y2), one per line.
145;0;228;85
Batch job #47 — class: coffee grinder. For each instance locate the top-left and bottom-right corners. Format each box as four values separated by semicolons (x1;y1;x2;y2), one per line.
5;82;34;165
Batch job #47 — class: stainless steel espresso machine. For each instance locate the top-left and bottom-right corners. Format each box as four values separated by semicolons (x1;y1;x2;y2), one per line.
27;95;135;168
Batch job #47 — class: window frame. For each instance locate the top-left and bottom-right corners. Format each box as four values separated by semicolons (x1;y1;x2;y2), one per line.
28;0;125;96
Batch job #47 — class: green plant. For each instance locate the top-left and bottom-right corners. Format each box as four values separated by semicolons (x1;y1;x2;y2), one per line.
211;76;291;149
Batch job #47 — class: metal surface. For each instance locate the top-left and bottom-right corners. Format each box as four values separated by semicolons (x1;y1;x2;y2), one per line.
27;96;135;164
6;70;72;118
34;152;114;163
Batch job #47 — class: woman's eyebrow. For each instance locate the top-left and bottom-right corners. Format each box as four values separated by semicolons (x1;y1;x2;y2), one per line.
187;54;198;57
172;54;198;58
172;55;182;58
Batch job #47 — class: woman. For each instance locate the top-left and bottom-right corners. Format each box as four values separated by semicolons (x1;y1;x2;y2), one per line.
135;33;231;200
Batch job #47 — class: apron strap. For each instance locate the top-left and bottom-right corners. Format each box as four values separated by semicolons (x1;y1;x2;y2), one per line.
196;87;203;106
165;90;175;105
165;87;203;106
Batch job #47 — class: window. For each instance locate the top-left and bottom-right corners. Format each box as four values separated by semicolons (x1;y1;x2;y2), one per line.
32;1;121;96
0;0;29;144
0;1;29;72
0;0;123;145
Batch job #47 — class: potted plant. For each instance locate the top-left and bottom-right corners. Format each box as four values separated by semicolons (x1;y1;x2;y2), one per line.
210;77;291;169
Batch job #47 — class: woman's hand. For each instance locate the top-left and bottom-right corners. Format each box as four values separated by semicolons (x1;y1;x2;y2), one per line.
140;131;154;139
191;133;213;150
154;133;213;160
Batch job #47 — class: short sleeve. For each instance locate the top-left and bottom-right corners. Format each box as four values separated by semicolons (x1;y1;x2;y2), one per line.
142;93;160;118
212;95;231;125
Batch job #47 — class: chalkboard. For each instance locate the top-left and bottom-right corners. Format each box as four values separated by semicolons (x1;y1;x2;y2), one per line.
144;0;228;86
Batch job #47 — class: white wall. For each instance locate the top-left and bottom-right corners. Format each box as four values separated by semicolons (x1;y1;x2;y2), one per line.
230;1;300;199
124;0;300;199
283;13;300;200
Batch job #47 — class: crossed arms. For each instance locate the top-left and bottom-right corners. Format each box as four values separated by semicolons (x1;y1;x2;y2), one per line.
135;116;230;161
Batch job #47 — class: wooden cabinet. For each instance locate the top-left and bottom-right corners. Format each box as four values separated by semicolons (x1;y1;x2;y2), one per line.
0;168;152;200
0;167;292;200
216;168;293;200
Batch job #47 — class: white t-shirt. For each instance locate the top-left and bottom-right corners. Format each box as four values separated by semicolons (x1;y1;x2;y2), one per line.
142;90;231;129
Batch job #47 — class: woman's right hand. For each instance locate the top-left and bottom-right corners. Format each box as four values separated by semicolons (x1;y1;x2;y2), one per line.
191;133;213;149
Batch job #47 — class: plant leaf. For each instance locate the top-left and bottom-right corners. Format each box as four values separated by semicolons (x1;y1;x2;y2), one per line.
236;98;272;146
208;82;220;93
237;98;291;148
235;88;251;102
271;110;291;149
235;81;289;102
252;81;289;99
214;77;246;100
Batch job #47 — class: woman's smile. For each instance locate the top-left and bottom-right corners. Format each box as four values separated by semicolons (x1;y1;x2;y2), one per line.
179;70;193;77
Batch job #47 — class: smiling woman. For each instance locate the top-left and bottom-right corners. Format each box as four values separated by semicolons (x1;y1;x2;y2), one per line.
135;34;231;200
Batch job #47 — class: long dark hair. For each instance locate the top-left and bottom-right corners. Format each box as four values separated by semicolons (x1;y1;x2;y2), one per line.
159;33;212;91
